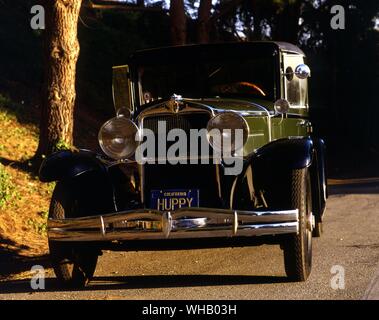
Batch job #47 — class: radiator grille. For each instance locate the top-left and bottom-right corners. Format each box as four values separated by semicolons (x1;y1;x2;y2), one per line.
140;113;220;209
141;113;213;158
142;113;210;134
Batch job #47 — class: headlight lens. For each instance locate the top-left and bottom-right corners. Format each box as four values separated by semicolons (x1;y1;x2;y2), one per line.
206;112;248;154
98;117;139;159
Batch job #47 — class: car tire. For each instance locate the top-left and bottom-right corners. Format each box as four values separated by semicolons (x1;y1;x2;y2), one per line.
282;168;312;282
312;219;323;237
48;182;98;288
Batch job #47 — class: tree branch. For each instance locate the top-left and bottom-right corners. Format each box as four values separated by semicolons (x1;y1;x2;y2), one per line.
83;0;166;12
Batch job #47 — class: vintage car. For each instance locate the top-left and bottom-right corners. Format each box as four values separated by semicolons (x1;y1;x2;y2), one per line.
39;41;327;287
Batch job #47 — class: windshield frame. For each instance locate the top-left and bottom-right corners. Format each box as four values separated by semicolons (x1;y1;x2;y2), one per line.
129;43;282;111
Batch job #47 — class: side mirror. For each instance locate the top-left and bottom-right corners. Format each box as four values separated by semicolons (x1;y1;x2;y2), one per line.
274;99;290;114
294;64;311;79
112;65;133;116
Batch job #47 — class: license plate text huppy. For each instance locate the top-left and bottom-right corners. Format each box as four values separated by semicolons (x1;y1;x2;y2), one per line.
151;189;199;211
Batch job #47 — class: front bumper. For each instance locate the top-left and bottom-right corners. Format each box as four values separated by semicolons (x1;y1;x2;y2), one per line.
48;207;299;242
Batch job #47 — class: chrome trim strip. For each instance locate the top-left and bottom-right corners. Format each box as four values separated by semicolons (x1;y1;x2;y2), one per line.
136;101;214;124
139;159;145;204
215;164;222;198
229;177;238;209
47;208;299;242
100;216;106;237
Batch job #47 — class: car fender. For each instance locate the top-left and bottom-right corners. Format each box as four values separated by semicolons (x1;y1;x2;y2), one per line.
253;137;313;170
39;149;107;183
230;137;315;209
39;150;142;215
310;138;327;221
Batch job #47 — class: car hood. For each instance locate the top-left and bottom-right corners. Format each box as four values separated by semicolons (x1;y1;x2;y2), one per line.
137;97;274;119
187;98;274;115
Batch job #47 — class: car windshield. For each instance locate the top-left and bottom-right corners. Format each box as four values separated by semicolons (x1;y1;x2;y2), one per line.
137;53;277;106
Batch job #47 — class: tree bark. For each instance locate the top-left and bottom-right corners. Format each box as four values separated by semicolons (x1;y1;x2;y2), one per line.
35;0;82;159
197;0;212;43
170;0;186;45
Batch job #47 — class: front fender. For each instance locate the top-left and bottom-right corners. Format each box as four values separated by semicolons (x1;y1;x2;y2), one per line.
39;149;119;215
310;138;327;221
39;149;107;183
230;138;314;209
253;137;313;170
39;150;143;216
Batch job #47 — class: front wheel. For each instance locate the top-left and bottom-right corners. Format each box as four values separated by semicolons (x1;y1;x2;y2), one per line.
48;182;98;288
282;168;313;282
312;218;323;238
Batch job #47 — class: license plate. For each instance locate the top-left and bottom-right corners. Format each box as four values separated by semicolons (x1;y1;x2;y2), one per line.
150;189;199;211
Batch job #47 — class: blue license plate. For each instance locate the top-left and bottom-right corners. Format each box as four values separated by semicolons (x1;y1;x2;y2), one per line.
150;189;200;211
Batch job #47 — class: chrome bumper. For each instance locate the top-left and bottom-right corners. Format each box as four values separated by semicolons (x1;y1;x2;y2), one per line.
48;208;299;242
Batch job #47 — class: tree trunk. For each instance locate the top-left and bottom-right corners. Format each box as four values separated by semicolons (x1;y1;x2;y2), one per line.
35;0;82;159
197;0;212;43
251;0;261;40
170;0;186;45
274;0;301;43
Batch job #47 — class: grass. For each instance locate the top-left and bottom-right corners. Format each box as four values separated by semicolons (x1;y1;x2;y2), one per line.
0;89;101;282
0;163;14;208
0;93;51;257
27;210;49;236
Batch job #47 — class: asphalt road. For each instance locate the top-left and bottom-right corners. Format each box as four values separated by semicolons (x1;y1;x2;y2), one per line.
1;181;379;300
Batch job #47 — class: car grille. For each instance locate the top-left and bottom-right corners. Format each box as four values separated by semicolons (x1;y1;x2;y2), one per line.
140;112;221;209
142;113;210;134
141;112;213;158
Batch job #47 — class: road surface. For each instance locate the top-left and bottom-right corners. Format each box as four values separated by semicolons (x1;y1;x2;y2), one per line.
1;180;379;300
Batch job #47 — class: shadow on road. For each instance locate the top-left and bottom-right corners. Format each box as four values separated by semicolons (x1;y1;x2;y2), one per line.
328;181;379;195
0;237;50;281
0;274;290;294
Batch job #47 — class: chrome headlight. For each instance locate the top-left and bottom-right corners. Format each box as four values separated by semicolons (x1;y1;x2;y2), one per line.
98;117;139;159
206;112;249;154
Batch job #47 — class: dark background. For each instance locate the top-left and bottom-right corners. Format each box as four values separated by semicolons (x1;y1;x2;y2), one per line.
0;0;378;177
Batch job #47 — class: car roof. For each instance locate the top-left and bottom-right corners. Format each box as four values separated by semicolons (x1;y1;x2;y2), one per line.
130;41;305;63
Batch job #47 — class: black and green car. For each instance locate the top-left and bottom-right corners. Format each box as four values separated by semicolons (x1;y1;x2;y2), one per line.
40;41;327;287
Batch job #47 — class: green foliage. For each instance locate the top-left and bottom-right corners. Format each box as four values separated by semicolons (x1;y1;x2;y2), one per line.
0;163;14;208
55;140;72;151
27;210;49;235
46;182;56;196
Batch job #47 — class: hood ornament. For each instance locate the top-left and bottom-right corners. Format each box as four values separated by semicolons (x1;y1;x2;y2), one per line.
167;94;183;113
